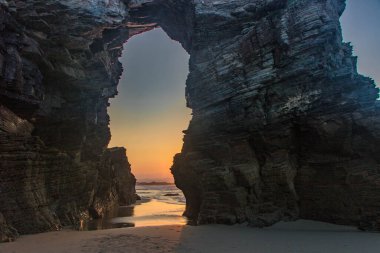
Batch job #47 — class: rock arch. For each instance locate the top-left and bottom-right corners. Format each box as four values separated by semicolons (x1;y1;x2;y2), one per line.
0;0;380;241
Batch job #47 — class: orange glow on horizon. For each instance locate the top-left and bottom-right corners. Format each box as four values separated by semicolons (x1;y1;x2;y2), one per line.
108;110;191;181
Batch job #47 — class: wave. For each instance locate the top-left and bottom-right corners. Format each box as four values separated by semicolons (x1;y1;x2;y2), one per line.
136;184;186;205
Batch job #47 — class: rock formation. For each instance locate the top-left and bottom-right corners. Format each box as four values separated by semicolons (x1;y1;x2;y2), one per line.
0;0;137;241
0;0;379;242
172;0;380;231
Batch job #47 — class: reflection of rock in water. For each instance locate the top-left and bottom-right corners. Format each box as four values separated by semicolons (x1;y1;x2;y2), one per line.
164;193;180;197
85;205;136;230
84;186;187;230
87;221;135;231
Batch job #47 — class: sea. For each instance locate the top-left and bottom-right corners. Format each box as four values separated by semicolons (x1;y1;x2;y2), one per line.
85;184;187;230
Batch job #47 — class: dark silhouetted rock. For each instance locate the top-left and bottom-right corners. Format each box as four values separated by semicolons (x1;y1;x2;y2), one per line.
0;0;136;240
164;193;180;197
0;212;18;242
0;0;380;241
171;0;380;231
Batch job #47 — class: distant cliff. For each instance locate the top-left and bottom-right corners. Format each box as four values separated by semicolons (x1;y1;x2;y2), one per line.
1;0;380;242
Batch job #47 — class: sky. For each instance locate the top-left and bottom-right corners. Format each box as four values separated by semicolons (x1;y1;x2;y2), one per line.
109;1;380;182
108;28;191;182
341;0;380;85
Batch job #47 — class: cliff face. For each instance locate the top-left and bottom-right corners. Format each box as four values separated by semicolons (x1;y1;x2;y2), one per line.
171;0;380;231
0;0;379;242
0;0;137;241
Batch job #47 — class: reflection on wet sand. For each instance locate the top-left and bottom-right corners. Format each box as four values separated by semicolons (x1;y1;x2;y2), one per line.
86;205;136;230
85;193;187;230
112;199;187;227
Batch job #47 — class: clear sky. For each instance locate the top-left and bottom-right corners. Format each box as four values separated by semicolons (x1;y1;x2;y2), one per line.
108;28;191;182
109;1;380;182
341;0;380;85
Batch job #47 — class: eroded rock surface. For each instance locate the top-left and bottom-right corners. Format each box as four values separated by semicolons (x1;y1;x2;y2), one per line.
0;0;137;240
0;0;379;240
171;0;380;230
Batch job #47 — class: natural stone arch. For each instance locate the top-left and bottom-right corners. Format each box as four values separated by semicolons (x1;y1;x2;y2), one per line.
0;0;194;240
0;0;380;241
166;0;380;230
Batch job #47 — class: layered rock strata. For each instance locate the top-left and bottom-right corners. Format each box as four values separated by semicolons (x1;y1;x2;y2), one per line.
171;0;380;231
0;0;379;241
0;0;137;241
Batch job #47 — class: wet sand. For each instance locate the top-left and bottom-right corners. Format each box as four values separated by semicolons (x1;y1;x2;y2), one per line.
86;184;187;230
1;220;380;253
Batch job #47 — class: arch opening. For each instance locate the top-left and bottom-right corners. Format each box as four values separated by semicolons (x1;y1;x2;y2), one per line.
91;27;192;228
108;27;191;182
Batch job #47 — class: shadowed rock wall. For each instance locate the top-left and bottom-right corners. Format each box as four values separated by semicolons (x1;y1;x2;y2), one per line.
0;0;137;241
171;0;380;231
0;0;379;242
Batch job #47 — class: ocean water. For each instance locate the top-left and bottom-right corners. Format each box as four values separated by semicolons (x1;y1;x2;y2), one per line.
86;184;187;230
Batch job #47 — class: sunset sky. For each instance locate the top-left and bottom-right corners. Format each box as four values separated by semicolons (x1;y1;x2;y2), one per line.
108;28;191;182
109;1;380;182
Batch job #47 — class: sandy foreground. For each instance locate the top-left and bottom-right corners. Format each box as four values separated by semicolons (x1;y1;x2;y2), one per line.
1;220;379;253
